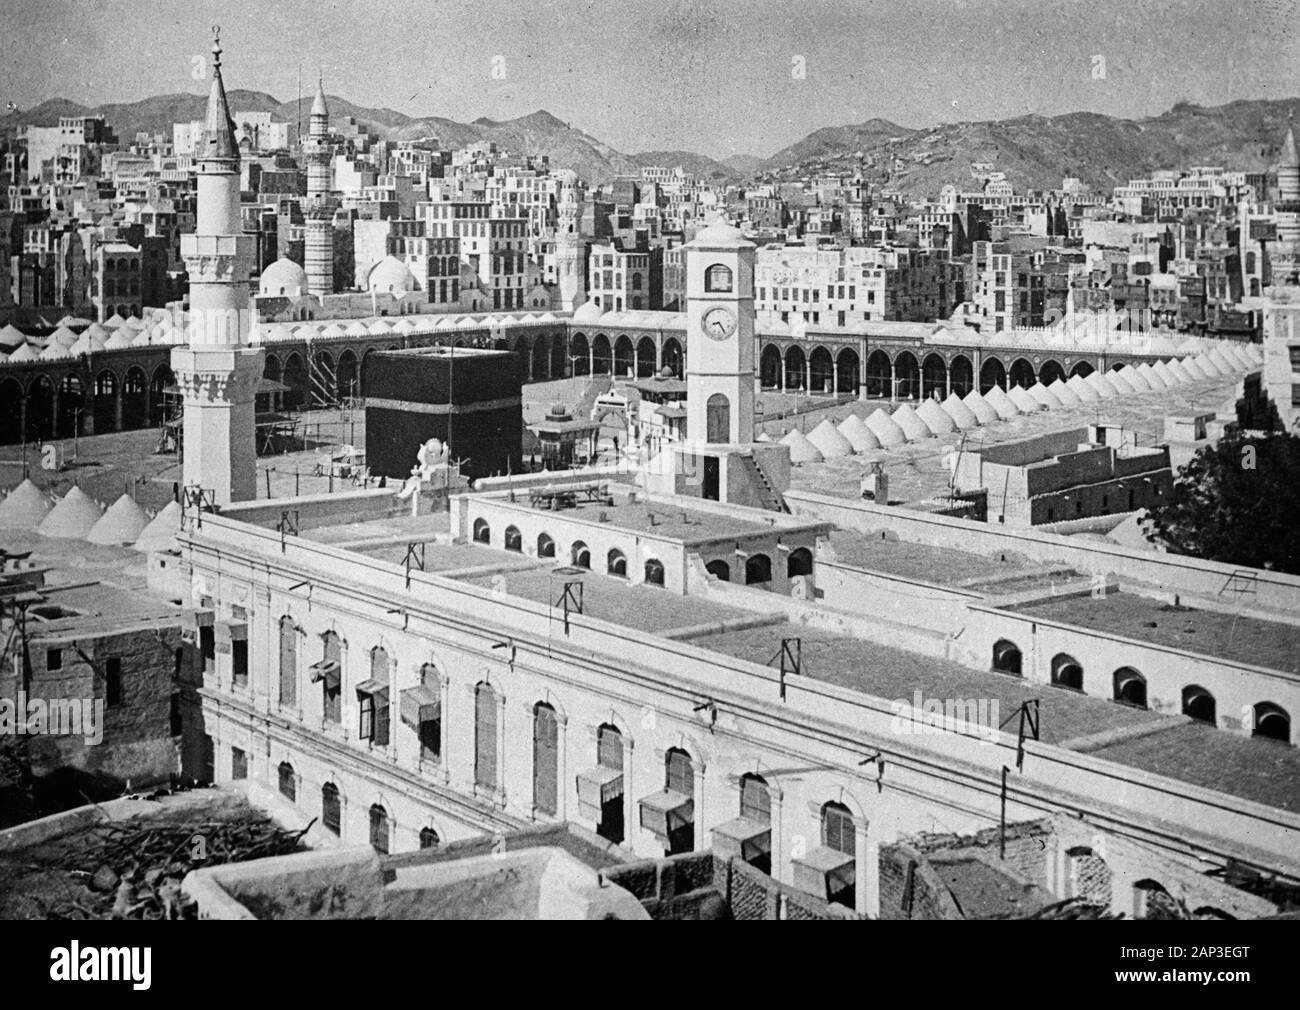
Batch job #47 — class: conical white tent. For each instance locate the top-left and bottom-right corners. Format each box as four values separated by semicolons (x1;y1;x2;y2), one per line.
1180;356;1208;380
780;428;824;463
1136;363;1166;389
87;494;150;545
1193;355;1223;378
1026;382;1062;408
0;479;52;529
133;500;183;553
1084;371;1119;399
1007;385;1041;412
7;343;39;362
37;487;103;539
1206;348;1235;373
837;414;881;451
963;390;1000;424
982;385;1022;419
1047;378;1081;405
940;392;979;430
1065;374;1100;403
865;408;908;447
806;419;854;458
1108;367;1145;393
889;404;932;441
915;398;957;435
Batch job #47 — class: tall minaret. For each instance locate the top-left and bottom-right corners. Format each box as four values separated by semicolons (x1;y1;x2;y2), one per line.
304;77;334;297
172;28;264;505
555;175;586;312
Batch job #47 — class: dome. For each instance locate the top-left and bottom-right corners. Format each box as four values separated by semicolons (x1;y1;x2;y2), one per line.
87;493;150;545
260;257;309;297
689;218;752;249
572;301;603;324
0;479;52;530
368;255;417;294
38;486;103;539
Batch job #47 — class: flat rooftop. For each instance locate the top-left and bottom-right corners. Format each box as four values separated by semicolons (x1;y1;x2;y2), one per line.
484;493;801;544
1008;593;1300;676
688;620;1300;813
826;529;1046;588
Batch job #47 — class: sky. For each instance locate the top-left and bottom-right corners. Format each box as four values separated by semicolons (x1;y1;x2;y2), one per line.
3;0;1300;160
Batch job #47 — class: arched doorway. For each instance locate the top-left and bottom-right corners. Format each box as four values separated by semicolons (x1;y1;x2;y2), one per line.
760;344;783;389
783;345;806;390
706;559;730;582
337;348;359;400
1039;359;1066;386
550;334;567;378
592;334;612;374
1069;360;1094;378
570;333;590;375
613;335;634;378
706;393;730;443
865;350;891;398
28;375;55;441
949;355;974;396
992;639;1022;675
92;369;117;433
282;353;306;411
809;346;834;394
57;374;84;438
1009;357;1036;389
921;353;947;400
636;336;656;378
0;378;23;444
836;347;859;394
1182;685;1216;724
787;547;813;578
661;337;683;378
893;351;920;400
1113;667;1147;708
979;356;1006;393
1051;653;1083;691
744;553;772;586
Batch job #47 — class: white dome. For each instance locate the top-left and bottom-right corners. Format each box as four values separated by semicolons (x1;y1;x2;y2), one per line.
260;258;309;297
572;301;603;324
368;255;417;294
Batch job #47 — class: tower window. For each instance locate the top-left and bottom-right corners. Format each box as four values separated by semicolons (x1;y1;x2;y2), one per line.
705;264;733;293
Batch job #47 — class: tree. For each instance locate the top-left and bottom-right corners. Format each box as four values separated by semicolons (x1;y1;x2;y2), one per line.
1143;432;1300;575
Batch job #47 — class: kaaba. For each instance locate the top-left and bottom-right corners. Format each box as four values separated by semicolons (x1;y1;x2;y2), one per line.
364;346;523;481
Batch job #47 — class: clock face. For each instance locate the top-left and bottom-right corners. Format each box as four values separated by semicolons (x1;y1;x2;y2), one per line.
702;306;737;341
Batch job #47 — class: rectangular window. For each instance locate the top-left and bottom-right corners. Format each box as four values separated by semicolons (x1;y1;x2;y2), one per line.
231;746;247;780
533;705;558;815
201;734;215;783
46;648;62;670
105;657;122;707
475;685;497;790
232;640;248;689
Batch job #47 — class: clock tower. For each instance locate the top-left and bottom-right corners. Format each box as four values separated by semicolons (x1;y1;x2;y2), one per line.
685;220;755;445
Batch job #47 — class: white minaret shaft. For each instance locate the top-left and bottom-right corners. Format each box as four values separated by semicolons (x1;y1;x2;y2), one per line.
172;28;264;505
304;76;334;297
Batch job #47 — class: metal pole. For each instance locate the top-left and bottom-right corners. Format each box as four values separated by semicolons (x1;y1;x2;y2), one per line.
999;765;1008;859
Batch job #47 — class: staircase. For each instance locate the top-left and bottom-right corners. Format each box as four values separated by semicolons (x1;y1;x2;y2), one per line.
743;452;790;513
307;346;340;411
576;375;613;420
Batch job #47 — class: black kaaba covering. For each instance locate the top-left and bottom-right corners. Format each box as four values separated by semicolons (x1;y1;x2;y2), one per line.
364;347;523;482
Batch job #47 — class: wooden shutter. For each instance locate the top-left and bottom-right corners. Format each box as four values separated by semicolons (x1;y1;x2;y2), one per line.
533;705;558;815
475;684;497;789
279;619;296;706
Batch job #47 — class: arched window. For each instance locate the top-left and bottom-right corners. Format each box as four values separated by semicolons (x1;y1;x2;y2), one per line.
705;263;733;293
787;547;813;578
321;782;341;835
705;559;730;582
419;827;440;849
318;631;342;724
415;663;442;762
992;639;1022;676
706;392;730;443
277;761;296;802
631;273;642;290
739;773;770;824
1253;702;1291;743
1051;653;1082;691
475;682;498;789
820;801;856;908
359;647;390;745
1133;879;1179;919
1065;845;1113;905
1182;685;1216;724
607;548;627;578
571;540;590;569
369;803;390;855
1113;667;1147;708
643;558;665;586
278;616;297;707
596;723;624;844
472;517;491;544
504;525;522;552
666;748;693;794
533;702;559;815
537;532;555;558
744;553;772;586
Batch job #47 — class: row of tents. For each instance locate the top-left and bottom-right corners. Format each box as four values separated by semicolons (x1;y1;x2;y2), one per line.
770;345;1263;464
0;479;180;552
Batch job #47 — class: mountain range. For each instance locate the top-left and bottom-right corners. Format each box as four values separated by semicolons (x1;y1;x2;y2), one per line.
4;91;1299;196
